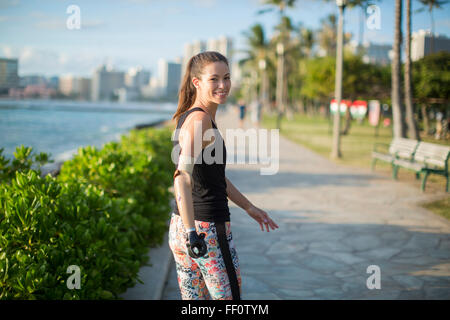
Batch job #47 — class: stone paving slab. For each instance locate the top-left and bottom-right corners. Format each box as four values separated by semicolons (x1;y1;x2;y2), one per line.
162;107;450;300
121;230;172;300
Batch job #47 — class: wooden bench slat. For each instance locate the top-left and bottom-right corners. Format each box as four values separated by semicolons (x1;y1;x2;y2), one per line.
393;159;425;171
413;142;450;168
372;152;394;163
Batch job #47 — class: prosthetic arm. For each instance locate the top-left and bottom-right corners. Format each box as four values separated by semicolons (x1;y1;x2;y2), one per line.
173;154;207;258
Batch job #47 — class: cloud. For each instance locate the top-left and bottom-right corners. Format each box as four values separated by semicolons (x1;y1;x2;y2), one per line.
28;9;104;30
0;0;19;9
192;0;216;8
122;0;216;7
0;45;104;76
2;45;13;58
81;19;105;29
35;19;65;30
436;18;450;30
33;18;104;30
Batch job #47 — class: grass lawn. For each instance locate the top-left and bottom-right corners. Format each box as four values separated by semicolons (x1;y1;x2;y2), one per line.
261;112;450;220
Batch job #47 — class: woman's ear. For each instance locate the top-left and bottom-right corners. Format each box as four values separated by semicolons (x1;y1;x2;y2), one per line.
192;77;200;89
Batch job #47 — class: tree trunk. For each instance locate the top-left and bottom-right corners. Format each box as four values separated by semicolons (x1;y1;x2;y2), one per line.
331;4;345;159
429;7;435;54
391;0;407;139
341;107;352;135
404;0;420;140
421;104;430;135
276;43;285;130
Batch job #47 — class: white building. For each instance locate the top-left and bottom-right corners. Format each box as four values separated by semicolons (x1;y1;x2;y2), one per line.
181;36;233;80
59;75;77;96
59;75;91;100
182;40;207;77
91;65;125;101
125;66;151;89
411;29;450;61
207;36;233;61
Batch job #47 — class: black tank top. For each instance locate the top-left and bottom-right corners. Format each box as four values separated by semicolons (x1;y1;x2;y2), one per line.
173;107;230;222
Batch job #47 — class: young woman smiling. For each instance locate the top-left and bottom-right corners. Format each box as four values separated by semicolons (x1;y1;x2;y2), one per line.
169;51;278;300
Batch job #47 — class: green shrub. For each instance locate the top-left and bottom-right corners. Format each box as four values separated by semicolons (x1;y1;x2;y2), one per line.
0;127;174;299
57;127;174;248
0;146;52;184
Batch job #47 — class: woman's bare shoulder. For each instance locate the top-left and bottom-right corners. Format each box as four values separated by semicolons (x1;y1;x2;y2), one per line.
182;109;212;132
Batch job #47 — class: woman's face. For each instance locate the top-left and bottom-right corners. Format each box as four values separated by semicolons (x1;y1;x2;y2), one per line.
193;61;231;106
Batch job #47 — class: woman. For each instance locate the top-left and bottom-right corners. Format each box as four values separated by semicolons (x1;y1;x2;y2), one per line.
169;51;278;300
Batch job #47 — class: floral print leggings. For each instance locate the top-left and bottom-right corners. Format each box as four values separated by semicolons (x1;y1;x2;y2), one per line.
168;213;242;300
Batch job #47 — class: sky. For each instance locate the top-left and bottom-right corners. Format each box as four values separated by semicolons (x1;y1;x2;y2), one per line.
1;0;449;78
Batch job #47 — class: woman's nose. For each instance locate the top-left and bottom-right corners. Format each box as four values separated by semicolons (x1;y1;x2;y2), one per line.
218;80;227;89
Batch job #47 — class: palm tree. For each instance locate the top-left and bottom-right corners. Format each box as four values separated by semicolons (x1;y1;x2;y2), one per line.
418;0;449;54
240;24;270;112
299;27;315;59
318;14;337;57
258;0;297;129
392;0;406;139
257;0;297;16
404;0;420;140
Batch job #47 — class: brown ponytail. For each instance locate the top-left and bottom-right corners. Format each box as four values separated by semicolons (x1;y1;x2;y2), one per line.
172;51;229;123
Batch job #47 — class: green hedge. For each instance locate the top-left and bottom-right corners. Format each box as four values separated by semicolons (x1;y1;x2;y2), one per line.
0;127;174;299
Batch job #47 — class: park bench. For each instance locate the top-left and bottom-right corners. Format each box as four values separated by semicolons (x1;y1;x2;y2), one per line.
371;138;420;178
392;141;450;192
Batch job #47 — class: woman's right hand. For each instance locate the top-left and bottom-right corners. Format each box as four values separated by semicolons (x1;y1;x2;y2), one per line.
186;231;208;258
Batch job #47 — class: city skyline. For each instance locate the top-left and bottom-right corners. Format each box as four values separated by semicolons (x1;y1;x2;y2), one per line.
2;0;450;77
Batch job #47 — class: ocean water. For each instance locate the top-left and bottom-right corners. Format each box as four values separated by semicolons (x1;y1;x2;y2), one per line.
0;99;175;166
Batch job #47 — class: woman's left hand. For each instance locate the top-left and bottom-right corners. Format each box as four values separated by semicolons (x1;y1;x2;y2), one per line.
245;205;279;232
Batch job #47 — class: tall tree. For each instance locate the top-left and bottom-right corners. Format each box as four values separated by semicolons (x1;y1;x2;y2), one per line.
258;0;297;128
258;0;297;16
318;14;338;57
412;52;450;136
404;0;420;139
298;27;315;59
392;0;407;138
240;24;270;110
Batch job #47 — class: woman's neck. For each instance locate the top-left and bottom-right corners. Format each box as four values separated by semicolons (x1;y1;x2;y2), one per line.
192;98;218;122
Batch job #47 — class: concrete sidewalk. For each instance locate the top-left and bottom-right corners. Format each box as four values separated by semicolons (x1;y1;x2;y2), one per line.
159;107;450;300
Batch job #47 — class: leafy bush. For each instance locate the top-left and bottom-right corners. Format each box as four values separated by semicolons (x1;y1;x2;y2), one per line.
0;146;52;184
0;127;174;299
57;128;174;248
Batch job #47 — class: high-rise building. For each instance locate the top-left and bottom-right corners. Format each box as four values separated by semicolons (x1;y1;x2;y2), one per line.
78;77;92;100
125;66;151;89
47;76;59;89
0;58;19;95
182;40;207;77
348;41;391;65
59;75;77;96
362;43;391;65
91;65;125;101
158;58;181;99
181;36;233;81
207;36;233;61
59;75;91;100
19;75;47;87
411;29;450;61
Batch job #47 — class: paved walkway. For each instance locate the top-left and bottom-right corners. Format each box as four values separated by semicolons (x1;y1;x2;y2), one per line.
162;107;450;300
